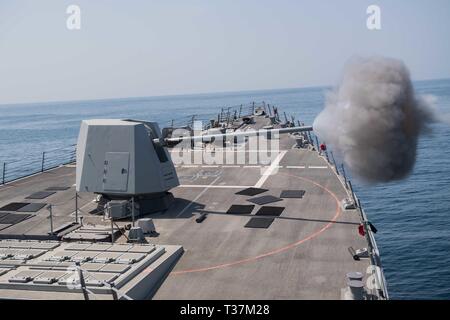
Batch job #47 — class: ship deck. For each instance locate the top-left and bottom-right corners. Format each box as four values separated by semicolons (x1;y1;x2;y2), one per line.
0;115;374;299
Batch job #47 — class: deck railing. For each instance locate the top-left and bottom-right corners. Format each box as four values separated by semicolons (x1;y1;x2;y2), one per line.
1;144;76;185
0;101;279;185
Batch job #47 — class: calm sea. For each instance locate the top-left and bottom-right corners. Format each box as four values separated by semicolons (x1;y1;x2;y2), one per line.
1;79;450;299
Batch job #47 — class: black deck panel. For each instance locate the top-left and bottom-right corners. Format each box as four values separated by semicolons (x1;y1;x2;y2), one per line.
45;186;71;191
0;203;30;212
226;205;255;215
280;190;306;198
247;195;283;205
25;191;55;200
244;217;275;229
254;206;285;216
17;203;46;213
0;213;33;225
235;187;268;196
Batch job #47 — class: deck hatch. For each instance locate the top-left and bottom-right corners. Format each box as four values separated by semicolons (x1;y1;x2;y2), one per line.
280;190;305;198
85;272;118;287
247;195;283;205
45;186;71;191
99;264;130;273
235;187;268;196
33;271;68;284
8;270;43;283
92;252;122;263
85;243;112;252
254;206;285;216
17;203;46;212
115;253;145;264
226;205;255;215
66;243;92;251
0;202;30;211
244;218;275;229
25;191;55;200
0;213;33;224
81;263;105;272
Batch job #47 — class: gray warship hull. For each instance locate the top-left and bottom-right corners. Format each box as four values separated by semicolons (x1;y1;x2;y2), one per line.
0;104;388;300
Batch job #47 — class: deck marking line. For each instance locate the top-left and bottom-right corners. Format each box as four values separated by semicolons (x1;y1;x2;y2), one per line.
308;166;328;169
285;166;306;169
175;176;220;218
179;185;252;189
254;151;287;188
171;173;342;275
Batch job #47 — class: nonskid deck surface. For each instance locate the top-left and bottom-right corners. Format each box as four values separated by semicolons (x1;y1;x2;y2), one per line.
0;115;372;299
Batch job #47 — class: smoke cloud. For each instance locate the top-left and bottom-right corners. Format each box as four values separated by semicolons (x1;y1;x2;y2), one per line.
313;56;436;184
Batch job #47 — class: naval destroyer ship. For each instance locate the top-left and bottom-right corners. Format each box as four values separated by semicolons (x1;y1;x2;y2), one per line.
0;102;387;300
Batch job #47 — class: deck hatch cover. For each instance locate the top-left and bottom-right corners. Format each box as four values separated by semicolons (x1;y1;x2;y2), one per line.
66;243;92;251
247;195;283;205
106;244;132;252
45;186;71;191
280;190;305;198
25;191;55;199
0;202;30;212
81;263;105;272
85;272;118;287
115;253;145;264
226;205;255;215
14;249;46;260
33;271;68;284
85;243;112;252
235;187;268;196
8;270;43;283
103;152;130;192
17;203;46;212
244;218;275;229
70;251;99;263
254;206;285;216
92;252;122;263
99;264;130;273
0;213;33;224
128;245;156;254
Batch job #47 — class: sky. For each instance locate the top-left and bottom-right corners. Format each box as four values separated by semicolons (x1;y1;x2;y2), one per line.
0;0;449;105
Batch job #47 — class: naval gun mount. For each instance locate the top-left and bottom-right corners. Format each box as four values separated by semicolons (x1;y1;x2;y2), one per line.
76;119;179;219
76;119;313;220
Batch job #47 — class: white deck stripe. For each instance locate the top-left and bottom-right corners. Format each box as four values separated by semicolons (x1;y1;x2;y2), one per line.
285;166;306;169
176;176;220;218
243;165;261;168
308;166;328;169
181;165;198;168
179;185;252;189
254;150;287;188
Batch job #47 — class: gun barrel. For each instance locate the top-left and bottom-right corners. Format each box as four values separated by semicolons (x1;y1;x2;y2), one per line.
154;125;313;145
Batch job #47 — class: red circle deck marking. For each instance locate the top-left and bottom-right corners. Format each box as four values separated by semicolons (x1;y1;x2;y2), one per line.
171;173;342;275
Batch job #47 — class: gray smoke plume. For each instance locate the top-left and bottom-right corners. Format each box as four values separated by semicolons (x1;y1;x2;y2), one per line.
313;56;436;184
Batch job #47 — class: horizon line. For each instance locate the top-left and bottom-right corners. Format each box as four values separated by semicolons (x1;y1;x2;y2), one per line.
1;76;449;108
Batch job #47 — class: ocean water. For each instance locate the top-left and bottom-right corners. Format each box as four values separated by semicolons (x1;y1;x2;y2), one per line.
1;79;450;299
